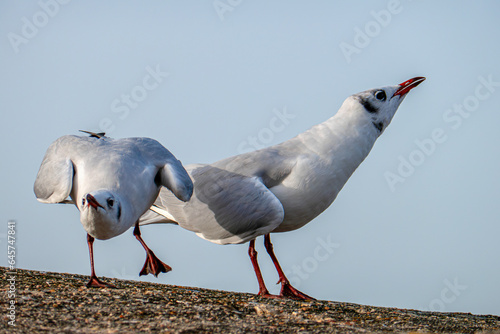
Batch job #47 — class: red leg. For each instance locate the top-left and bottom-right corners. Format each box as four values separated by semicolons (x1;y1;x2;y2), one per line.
264;234;315;300
248;239;272;297
133;222;171;277
86;234;116;288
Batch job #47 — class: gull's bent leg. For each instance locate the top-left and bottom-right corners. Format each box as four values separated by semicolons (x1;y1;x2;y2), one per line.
264;234;315;300
133;222;172;277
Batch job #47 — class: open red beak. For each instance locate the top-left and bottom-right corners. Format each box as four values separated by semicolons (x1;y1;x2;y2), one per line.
86;194;104;210
393;77;426;97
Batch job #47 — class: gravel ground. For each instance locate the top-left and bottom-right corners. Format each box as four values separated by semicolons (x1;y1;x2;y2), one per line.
1;267;499;333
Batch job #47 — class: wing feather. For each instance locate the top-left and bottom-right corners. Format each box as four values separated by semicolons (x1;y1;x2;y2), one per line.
140;165;284;245
34;136;75;203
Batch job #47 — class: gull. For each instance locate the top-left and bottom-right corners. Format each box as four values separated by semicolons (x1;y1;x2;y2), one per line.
140;77;425;299
34;131;193;287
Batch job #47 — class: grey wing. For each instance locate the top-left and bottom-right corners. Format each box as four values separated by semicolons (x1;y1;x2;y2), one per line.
133;138;193;202
157;162;193;202
212;146;297;188
34;136;75;203
140;164;285;245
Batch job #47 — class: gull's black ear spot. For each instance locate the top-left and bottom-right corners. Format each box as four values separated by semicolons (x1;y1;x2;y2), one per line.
357;96;378;114
373;122;383;132
116;203;121;220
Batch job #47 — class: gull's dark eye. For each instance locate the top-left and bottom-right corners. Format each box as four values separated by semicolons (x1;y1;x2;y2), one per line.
375;90;386;101
82;198;86;207
107;198;114;207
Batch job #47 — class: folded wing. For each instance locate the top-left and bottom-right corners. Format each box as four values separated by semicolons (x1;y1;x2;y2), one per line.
141;164;285;245
34;136;75;204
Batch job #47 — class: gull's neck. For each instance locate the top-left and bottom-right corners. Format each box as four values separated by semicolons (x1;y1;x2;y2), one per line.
291;99;379;183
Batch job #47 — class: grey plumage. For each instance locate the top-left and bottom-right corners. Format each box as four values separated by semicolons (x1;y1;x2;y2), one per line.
35;135;193;238
141;78;426;246
34;134;194;286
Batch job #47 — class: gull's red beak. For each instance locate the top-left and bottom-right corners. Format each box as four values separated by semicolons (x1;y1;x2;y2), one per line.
86;194;104;210
393;77;426;97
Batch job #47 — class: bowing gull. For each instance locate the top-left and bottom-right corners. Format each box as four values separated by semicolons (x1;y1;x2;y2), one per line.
34;131;193;287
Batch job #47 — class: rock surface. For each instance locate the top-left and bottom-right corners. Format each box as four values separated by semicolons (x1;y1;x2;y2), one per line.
1;267;499;333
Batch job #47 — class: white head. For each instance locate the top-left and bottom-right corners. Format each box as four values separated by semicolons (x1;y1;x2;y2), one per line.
339;77;426;135
80;190;128;240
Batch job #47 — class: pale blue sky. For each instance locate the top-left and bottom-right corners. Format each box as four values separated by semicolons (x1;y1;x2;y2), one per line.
1;1;499;315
